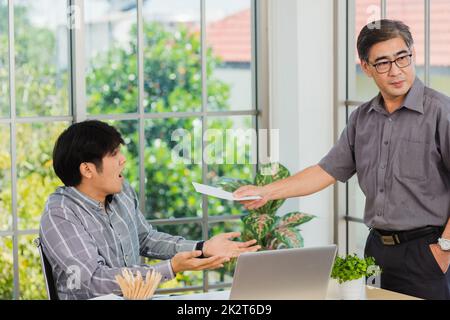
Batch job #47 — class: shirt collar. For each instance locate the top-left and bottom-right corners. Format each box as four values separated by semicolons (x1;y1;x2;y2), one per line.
68;187;114;212
368;77;425;115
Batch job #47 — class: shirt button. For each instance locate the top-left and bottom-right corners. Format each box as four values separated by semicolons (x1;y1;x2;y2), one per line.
384;141;388;145
380;164;386;169
388;118;393;122
379;189;384;193
124;255;128;260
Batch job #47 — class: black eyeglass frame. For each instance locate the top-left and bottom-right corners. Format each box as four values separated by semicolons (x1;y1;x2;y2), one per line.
369;53;413;74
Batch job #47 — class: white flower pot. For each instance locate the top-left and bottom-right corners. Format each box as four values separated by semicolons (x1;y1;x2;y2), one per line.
339;277;365;300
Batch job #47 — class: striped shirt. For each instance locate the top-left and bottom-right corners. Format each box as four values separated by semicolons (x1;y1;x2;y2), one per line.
39;181;197;300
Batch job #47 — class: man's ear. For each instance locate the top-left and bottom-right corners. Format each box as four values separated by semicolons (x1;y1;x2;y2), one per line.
360;60;373;78
79;162;96;180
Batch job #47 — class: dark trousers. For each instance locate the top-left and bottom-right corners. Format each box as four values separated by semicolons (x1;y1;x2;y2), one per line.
364;228;450;300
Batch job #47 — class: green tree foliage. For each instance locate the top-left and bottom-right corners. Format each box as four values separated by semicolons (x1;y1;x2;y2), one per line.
0;4;69;299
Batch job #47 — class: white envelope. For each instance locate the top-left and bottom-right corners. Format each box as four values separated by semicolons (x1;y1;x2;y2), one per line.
192;182;262;201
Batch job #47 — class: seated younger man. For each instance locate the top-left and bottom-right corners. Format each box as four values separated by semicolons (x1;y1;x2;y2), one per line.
39;120;259;299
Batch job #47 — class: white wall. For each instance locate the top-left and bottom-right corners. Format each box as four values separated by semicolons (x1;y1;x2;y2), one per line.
268;0;335;246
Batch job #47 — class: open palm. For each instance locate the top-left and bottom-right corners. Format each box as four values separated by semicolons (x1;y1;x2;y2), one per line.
203;232;261;258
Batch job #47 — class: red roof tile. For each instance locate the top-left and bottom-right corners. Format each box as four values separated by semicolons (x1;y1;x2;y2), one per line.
209;4;450;66
206;9;251;63
356;0;450;66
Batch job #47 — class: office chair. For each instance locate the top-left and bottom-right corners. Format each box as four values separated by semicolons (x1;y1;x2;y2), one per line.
34;237;59;300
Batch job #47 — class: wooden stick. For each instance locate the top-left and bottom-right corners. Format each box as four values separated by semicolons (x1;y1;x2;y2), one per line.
149;273;162;297
141;271;156;299
143;271;152;299
136;271;145;299
116;274;129;298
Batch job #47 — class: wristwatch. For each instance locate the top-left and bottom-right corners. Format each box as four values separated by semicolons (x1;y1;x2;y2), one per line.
438;237;450;251
195;241;206;258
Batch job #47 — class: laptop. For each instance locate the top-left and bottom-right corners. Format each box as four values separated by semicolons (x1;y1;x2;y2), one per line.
154;245;337;300
228;245;337;300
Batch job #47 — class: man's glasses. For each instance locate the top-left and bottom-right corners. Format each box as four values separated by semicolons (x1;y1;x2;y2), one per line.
369;53;413;74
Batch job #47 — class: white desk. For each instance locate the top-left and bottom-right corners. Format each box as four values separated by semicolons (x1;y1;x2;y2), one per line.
153;280;421;300
93;280;421;300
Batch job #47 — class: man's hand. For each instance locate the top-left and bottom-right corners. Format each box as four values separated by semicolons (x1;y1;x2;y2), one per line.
170;251;229;274
233;185;270;210
429;244;450;274
203;232;261;258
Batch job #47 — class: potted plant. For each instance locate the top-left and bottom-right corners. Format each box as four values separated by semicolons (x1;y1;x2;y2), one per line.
217;163;316;265
330;254;381;300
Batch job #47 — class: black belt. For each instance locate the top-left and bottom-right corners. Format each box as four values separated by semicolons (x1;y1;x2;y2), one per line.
372;226;443;246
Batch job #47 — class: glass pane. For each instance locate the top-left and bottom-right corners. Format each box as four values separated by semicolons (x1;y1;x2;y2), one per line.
0;236;14;299
144;118;202;220
208;219;243;286
19;235;46;299
106;120;139;194
0;0;9;118
352;0;382;101
386;0;425;81
15;0;69;117
143;0;201;113
206;0;253;111
156;223;202;242
348;222;370;257
17;122;68;230
143;223;203;291
85;0;138;115
430;0;450;96
206;116;255;216
0;125;11;230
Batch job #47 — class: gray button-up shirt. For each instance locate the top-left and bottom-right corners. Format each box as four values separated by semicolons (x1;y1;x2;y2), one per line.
39;181;197;300
319;78;450;231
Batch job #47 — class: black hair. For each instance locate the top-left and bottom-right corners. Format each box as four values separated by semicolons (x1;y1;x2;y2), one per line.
357;19;414;62
53;120;125;186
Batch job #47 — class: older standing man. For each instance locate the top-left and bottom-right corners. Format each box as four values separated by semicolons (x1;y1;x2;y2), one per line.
234;19;450;300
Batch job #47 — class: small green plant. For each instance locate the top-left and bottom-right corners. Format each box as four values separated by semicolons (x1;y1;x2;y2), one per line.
217;163;315;260
331;254;381;284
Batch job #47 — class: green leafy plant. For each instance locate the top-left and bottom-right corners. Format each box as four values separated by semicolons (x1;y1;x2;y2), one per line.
217;163;316;252
331;254;381;284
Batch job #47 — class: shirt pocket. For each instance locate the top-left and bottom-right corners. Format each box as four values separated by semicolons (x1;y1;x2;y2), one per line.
398;139;428;181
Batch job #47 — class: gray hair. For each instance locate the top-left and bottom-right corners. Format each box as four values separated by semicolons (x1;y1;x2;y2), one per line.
357;19;414;62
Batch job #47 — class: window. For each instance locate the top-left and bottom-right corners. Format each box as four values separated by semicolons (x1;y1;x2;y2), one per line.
0;0;265;299
343;0;446;254
430;0;450;96
0;0;71;300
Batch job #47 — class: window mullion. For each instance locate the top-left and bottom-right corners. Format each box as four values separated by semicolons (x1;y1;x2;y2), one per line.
200;0;209;293
8;0;19;301
424;0;430;86
70;0;87;123
381;0;387;19
137;0;146;215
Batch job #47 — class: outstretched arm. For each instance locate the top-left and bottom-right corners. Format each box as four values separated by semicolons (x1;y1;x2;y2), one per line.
233;164;336;210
